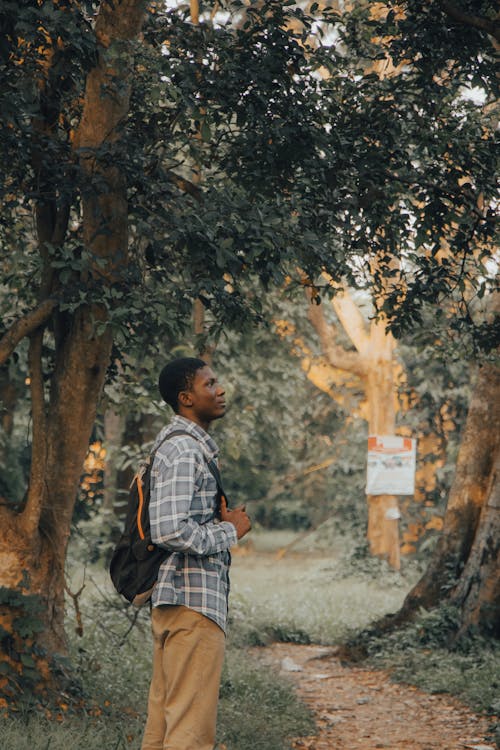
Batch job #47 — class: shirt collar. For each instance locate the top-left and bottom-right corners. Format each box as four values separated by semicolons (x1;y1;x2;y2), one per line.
167;414;219;460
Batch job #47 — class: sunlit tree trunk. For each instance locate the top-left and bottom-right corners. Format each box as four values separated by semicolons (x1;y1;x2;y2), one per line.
364;321;400;570
305;285;402;568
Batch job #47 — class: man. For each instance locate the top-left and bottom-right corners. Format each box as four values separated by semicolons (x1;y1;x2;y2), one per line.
141;356;251;750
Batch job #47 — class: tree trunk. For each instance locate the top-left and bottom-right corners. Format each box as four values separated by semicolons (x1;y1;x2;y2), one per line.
0;309;112;649
305;285;402;568
0;366;18;436
391;359;500;635
0;0;146;704
452;445;500;638
102;408;126;513
364;332;401;570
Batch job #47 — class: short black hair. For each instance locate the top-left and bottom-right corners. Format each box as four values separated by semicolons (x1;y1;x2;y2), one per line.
158;357;207;412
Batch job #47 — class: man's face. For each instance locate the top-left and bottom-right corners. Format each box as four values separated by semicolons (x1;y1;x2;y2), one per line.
180;365;226;427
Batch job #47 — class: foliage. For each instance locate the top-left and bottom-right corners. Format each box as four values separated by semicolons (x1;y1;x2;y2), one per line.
324;0;499;347
0;0;340;356
1;0;496;496
211;285;471;546
212;319;359;524
0;583;75;711
76;282;473;561
362;606;500;715
1;0;497;357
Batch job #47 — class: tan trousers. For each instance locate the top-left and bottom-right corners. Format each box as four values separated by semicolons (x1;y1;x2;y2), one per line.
141;605;226;750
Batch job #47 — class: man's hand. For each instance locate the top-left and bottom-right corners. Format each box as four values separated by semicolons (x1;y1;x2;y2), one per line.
220;497;251;540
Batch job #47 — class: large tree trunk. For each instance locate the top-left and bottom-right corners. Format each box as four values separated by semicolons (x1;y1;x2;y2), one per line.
364;327;400;570
0;0;146;703
390;358;500;636
305;285;403;568
0;311;112;646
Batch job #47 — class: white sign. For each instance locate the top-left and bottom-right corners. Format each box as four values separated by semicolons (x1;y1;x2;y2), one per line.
366;435;416;496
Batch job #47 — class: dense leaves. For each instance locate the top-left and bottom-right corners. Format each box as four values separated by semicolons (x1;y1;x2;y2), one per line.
1;1;497;357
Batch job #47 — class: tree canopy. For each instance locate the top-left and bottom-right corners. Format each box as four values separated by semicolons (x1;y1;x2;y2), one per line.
2;0;497;358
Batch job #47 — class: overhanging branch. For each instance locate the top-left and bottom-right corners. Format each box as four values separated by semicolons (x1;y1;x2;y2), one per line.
0;299;57;366
306;293;367;377
167;171;203;202
440;1;500;42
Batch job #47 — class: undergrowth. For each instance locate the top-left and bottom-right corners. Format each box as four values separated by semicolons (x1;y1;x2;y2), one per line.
219;649;314;750
2;532;498;748
0;577;313;750
361;605;500;715
228;537;500;725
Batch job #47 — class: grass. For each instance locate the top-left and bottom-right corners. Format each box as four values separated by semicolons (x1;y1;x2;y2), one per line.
228;528;421;645
361;606;500;715
0;714;143;750
2;528;498;748
378;646;500;713
218;649;314;750
230;530;500;718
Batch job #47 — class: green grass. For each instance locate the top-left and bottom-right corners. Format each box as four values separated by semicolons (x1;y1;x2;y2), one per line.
361;606;500;715
229;534;421;645
378;646;500;713
218;649;314;750
0;714;142;750
2;529;497;748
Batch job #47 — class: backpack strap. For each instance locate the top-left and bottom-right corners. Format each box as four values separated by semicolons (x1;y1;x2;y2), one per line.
157;429;229;510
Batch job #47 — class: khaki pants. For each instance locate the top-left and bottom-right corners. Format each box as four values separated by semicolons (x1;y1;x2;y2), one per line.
141;605;226;750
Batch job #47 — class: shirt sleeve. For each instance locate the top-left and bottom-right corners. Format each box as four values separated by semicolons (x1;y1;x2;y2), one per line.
149;448;238;555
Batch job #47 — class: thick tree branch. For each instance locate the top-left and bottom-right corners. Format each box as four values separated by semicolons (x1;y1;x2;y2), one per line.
440;1;500;42
331;290;372;357
306;293;367;377
0;299;57;367
319;274;371;355
168;170;203;202
74;0;148;282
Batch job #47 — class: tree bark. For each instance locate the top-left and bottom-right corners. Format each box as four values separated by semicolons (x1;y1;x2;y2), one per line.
452;444;500;638
102;408;126;513
390;358;500;635
306;286;402;568
0;300;58;366
364;334;400;570
0;0;147;701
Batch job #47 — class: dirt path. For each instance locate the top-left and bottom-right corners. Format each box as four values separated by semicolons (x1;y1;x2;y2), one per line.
251;643;497;750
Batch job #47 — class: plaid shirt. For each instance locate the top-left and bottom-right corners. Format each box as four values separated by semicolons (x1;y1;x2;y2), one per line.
149;415;237;633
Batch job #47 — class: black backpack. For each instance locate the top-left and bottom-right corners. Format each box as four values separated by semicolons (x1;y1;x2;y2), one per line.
109;430;226;606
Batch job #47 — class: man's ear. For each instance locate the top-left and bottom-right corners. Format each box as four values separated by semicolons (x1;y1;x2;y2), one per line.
178;390;193;408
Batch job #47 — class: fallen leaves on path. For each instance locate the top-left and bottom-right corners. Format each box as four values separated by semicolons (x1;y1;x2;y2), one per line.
251;643;497;750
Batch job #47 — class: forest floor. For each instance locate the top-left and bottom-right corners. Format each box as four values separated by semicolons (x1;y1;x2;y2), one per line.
250;642;496;750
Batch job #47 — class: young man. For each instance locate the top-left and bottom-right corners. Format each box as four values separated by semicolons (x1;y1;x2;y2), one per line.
141;357;251;750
